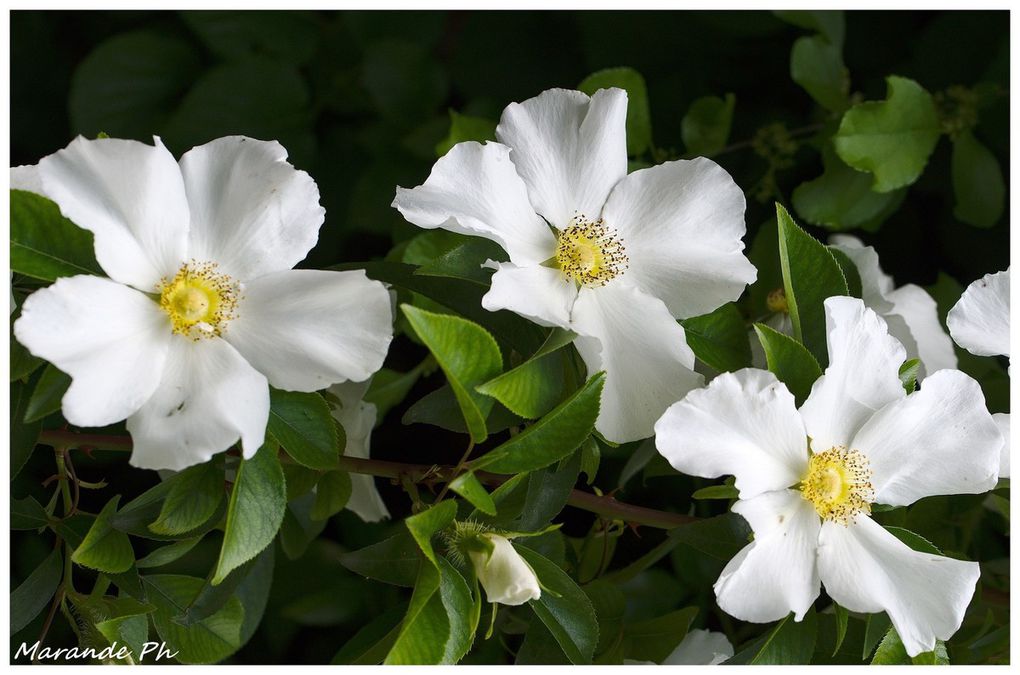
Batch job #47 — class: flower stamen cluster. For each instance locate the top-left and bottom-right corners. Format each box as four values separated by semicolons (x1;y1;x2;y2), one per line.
158;261;239;340
555;214;628;287
800;446;874;525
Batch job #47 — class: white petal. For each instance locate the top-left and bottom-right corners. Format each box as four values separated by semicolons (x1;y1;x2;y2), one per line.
601;158;757;319
13;275;171;427
392;141;555;265
328;379;390;522
994;413;1010;478
469;534;542;606
225;269;393;392
655;368;808;499
947;268;1010;358
481;262;576;328
884;284;958;378
571;283;702;443
853;369;1000;506
663;629;734;666
800;297;906;452
817;516;980;657
11;164;48;196
36;136;189;290
127;337;269;471
714;490;821;623
496;88;627;229
179;136;324;281
828;234;895;312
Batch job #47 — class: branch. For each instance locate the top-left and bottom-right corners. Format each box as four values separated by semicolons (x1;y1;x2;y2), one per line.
38;430;698;530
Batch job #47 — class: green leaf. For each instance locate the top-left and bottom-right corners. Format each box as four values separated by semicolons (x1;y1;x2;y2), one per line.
448;472;496;516
10;310;45;382
180;10;320;65
832;604;850;656
680;303;752;372
401;304;503;443
898;358;921;394
476;328;576;419
279;494;327;560
11;495;50;530
623;607;698;663
753;322;823;406
72;496;135;574
365;366;427;421
24;363;70;423
136;537;203;569
578;67;652;156
212;444;286;585
884;526;942;555
834;75;941;193
10;547;62;635
583;580;625;662
790;35;849;112
384;558;474;664
518;547;599;664
145;575;244;664
692;482;739;501
339;531;420;588
793;145;905;231
773;10;845;49
149;458;225;536
435;109;497;157
11;380;41;481
862;612;892;660
951;130;1005;228
826;247;863;299
579;437;600;486
333;602;408;664
414;238;505;286
268;389;341;470
776;202;849;366
311;470;352;521
10;189;103;281
362;40;448;128
69;31;201;141
729;610;818;664
404;499;457;568
681;93;735;156
474;372;605;474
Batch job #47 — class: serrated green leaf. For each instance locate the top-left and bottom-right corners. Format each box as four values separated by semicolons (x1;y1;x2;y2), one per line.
448;472;496;515
776;203;849;366
23;363;70;423
884;526;942;555
862;612;891;660
212;444;286;585
144;575;243;664
149;458;225;536
793;145;904;231
583;579;625;662
826;247;863;298
578;67;652;156
10;547;62;635
72;496;134;574
268;389;341;470
339;531;420;588
332;602;408;664
136;537;203;569
404;500;457;569
623;606;698;663
279;493;327;560
579;437;600;486
11;495;50;530
518;546;599;664
365;366;427;421
834;75;941;192
401;304;503;443
730;610;818;664
11;189;103;282
435;109;497;157
691;483;739;500
474;372;604;474
311;470;353;521
681;303;752;372
414;238;505;286
681;93;735;156
791;35;849;112
753;323;823;406
898;358;921;394
951;130;1005;228
832;603;849;656
476;327;575;419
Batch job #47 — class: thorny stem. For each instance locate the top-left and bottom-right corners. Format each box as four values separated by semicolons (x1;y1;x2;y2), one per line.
434;439;475;503
38;430;698;530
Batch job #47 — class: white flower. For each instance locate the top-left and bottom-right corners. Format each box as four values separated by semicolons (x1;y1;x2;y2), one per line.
392;88;756;443
327;379;390;522
756;234;956;379
946;267;1011;477
625;628;734;665
13;136;394;471
655;296;1000;657
467;533;541;606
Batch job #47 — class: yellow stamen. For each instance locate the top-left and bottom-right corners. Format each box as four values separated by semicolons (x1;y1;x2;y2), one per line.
554;214;628;287
767;288;789;314
800;446;873;525
158;261;239;340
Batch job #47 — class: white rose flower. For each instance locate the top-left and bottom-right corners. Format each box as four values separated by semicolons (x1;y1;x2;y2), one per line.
327;379;389;523
393;87;756;443
12;135;394;471
467;533;541;606
656;296;1001;657
946;267;1010;476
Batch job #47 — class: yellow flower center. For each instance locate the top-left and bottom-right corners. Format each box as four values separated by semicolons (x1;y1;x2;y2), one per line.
158;261;239;340
800;446;873;525
554;215;628;287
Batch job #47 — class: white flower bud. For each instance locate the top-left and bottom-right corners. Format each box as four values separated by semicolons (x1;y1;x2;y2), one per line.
468;534;541;606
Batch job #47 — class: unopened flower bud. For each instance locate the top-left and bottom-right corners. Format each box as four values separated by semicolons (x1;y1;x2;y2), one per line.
467;534;541;606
